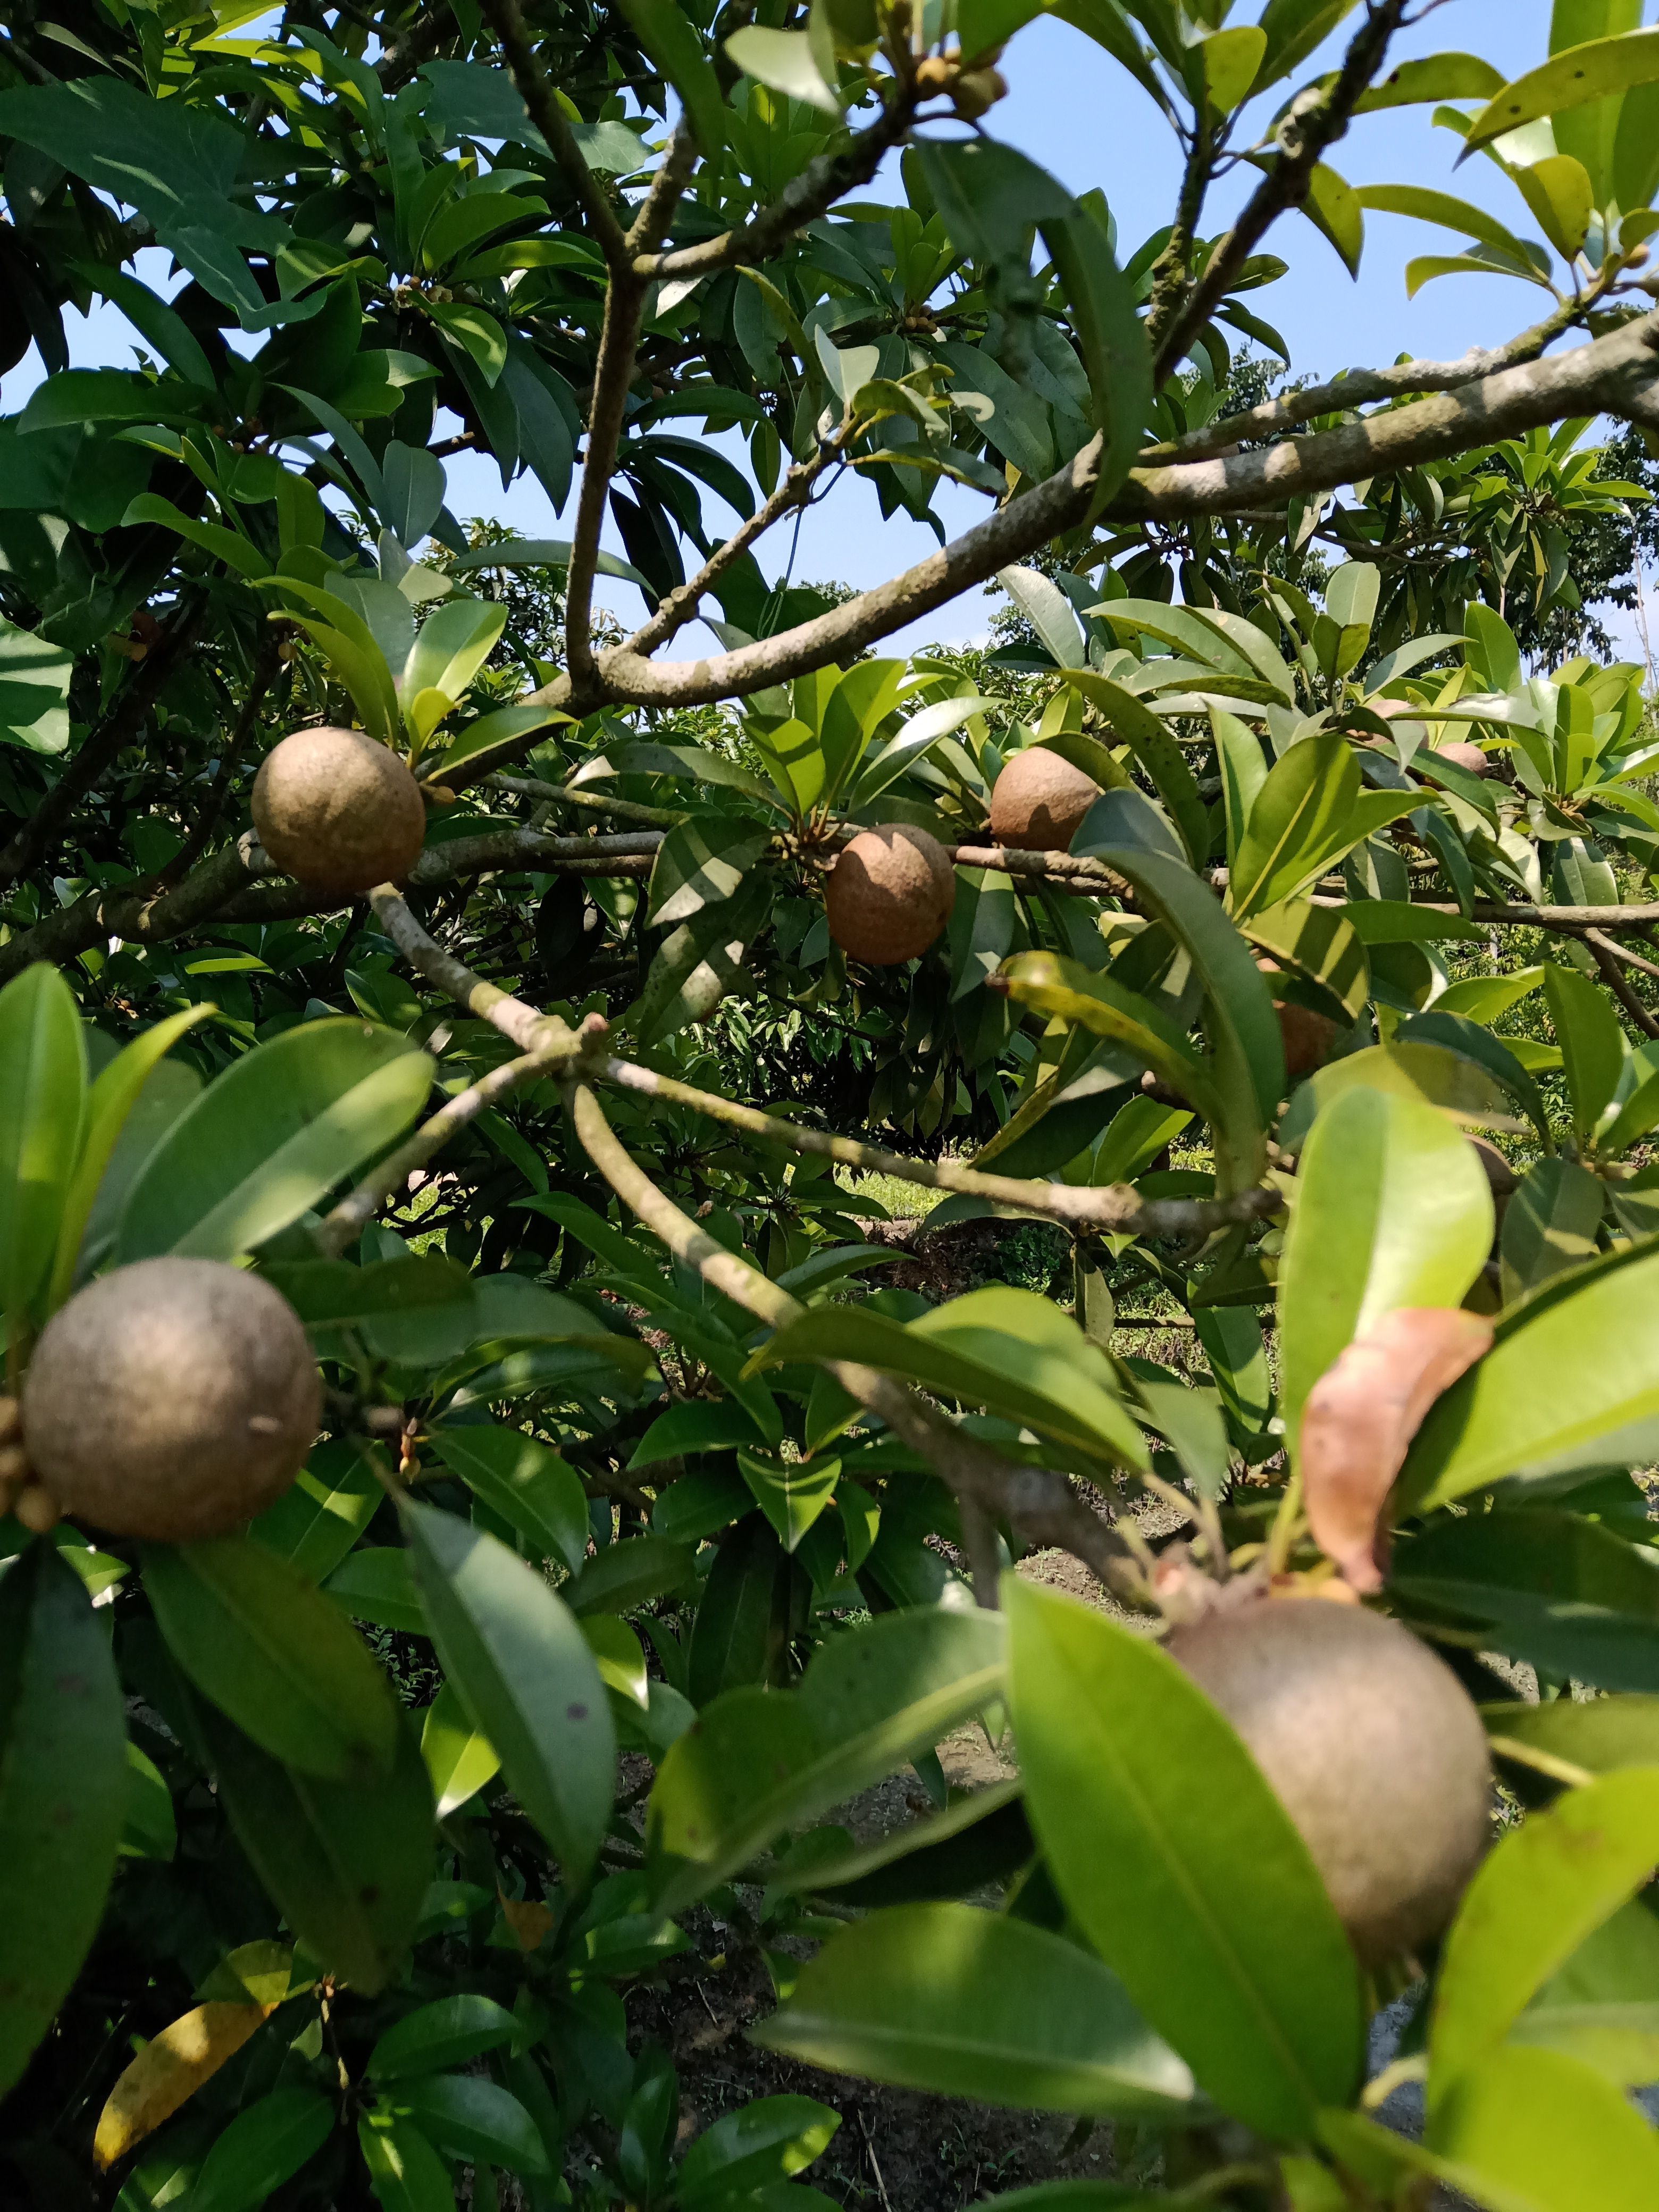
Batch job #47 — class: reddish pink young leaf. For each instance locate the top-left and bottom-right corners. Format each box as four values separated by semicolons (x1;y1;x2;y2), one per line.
1301;1308;1494;1592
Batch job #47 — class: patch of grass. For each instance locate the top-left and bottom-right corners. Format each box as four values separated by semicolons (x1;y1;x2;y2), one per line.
834;1167;943;1221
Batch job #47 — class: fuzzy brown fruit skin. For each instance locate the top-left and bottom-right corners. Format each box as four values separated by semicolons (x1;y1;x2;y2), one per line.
988;747;1102;852
825;824;956;965
22;1258;321;1541
252;726;428;895
1168;1600;1492;1966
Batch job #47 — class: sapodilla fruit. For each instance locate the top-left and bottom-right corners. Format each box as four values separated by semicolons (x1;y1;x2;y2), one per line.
1168;1599;1492;1965
989;747;1102;852
252;725;427;895
1256;957;1338;1083
1422;739;1489;780
826;824;956;964
22;1258;321;1541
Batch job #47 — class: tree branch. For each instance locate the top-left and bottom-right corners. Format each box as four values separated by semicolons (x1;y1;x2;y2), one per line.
1587;929;1659;1037
477;0;629;273
1152;0;1411;384
0;606;199;892
633;82;919;283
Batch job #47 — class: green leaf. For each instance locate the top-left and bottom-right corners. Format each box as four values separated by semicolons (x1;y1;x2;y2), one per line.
1499;1158;1604;1302
725;26;838;113
756;1903;1196;2118
0;963;87;1323
1353;52;1505;111
144;1538;400;1783
249;1437;384;1581
419;1679;500;1817
631;875;772;1048
613;0;727;156
749;1285;1149;1473
200;1699;433;1996
1242;901;1369;1023
648;816;771;928
738;1449;841;1553
1212;710;1270;872
1544;960;1626;1141
566;1532;696;1616
1482;1693;1659;1777
0;616;73;753
1006;1580;1364;2141
685;1512;795;1707
427;1425;588;1574
1036;209;1153;522
367;1994;521;2081
1355;184;1538;264
1430;1767;1659;2107
677;2096;840;2205
325;1548;424;1635
188;2088;333;2212
1277;1086;1493;1446
1393;1509;1659;1694
0;1545;127;2095
47;1004;212;1311
358;2112;457;2211
1465;28;1659;156
1058;672;1209;866
1401;1244;1659;1509
648;1607;1006;1914
403;1499;614;1880
1429;2042;1659;2208
118;1019;433;1262
384;2075;551;2177
122;493;270;580
1513;153;1595;260
1301;162;1363;276
399;594;506;710
1230;735;1412;920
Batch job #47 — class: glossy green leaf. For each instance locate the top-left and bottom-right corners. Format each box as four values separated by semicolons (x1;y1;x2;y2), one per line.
1057;671;1208;865
1499;1158;1604;1302
1544;960;1626;1140
677;2096;840;2205
1242;900;1369;1022
749;1284;1150;1472
648;1607;1006;1914
325;1547;424;1635
48;1003;212;1311
387;2074;551;2177
0;962;87;1322
1277;1085;1493;1445
1465;28;1659;155
427;1424;588;1573
419;1679;500;1817
199;1700;433;1997
248;1438;384;1581
1006;1580;1363;2141
144;1537;399;1783
188;2088;333;2212
1430;1765;1659;2107
1355;183;1536;264
1482;1693;1659;1777
1402;1244;1659;1509
359;2112;457;2212
614;0;726;156
118;1019;433;1263
756;1904;1195;2118
1353;51;1505;110
567;1533;696;1616
1429;2042;1659;2207
403;1499;614;1880
1230;735;1413;921
0;1544;126;2094
1393;1510;1659;1692
368;1993;521;2081
739;1449;841;1553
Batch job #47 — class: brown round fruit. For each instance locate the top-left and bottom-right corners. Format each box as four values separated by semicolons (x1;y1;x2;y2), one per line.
1168;1599;1492;1965
988;747;1102;852
1256;958;1339;1082
825;824;956;965
22;1258;321;1541
1424;740;1489;780
252;726;428;895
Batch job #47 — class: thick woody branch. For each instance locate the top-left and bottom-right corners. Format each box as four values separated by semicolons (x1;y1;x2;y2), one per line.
539;311;1659;711
477;0;629;272
1152;0;1410;383
368;885;565;1053
597;1054;1278;1238
566;277;649;690
634;83;918;283
1142;299;1601;466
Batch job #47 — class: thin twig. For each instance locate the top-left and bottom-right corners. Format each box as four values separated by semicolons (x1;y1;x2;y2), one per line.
1587;929;1659;1038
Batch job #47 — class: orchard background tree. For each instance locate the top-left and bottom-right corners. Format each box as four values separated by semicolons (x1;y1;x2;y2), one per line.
10;1;1659;2208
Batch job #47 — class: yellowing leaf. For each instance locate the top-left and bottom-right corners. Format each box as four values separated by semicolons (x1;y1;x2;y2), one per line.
94;2000;275;2167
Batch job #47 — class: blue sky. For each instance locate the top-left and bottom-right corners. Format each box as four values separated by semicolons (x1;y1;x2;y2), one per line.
6;1;1647;654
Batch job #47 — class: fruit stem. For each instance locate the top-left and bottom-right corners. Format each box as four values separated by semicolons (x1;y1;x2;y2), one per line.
1264;1467;1304;1578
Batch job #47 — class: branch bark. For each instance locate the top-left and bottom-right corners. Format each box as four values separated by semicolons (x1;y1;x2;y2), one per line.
477;0;630;273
